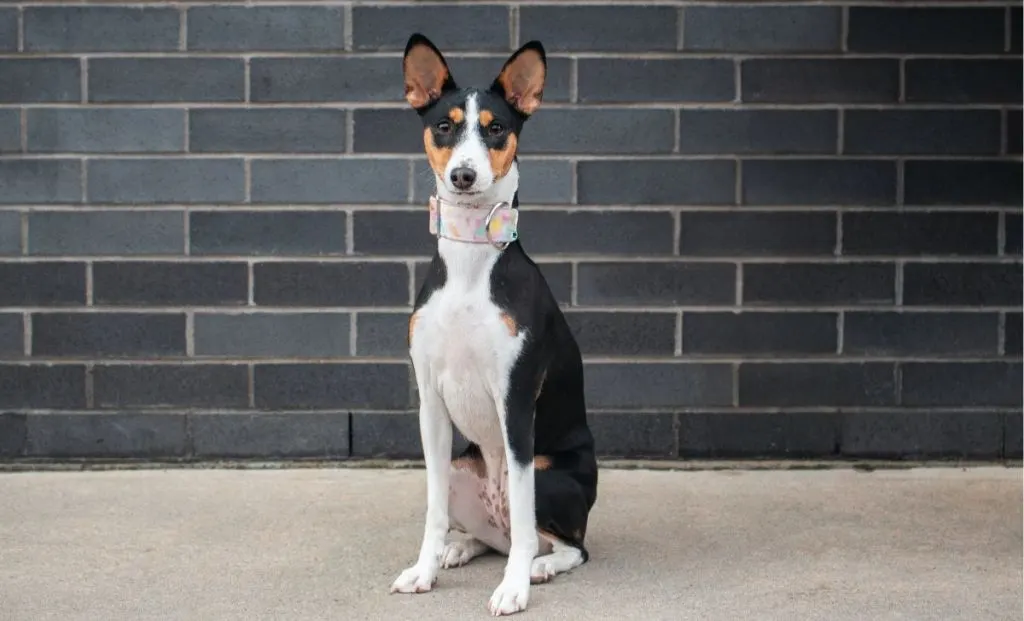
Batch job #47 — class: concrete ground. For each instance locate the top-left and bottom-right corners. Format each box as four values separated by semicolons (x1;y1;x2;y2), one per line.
0;466;1020;621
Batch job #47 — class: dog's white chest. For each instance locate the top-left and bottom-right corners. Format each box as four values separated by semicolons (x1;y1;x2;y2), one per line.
411;278;525;450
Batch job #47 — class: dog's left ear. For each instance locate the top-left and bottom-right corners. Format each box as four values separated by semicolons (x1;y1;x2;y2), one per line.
491;41;546;116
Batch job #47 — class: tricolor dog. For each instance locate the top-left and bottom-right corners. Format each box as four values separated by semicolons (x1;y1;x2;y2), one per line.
389;34;599;615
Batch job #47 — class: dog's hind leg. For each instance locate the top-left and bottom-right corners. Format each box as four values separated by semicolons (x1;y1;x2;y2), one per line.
442;534;491;568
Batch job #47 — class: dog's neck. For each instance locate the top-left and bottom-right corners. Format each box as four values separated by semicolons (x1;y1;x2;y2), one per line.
432;165;519;286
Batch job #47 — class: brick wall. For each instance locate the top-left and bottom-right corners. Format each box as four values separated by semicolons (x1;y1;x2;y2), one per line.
0;1;1021;462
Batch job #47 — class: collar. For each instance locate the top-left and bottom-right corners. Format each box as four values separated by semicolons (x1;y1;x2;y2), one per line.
428;195;519;248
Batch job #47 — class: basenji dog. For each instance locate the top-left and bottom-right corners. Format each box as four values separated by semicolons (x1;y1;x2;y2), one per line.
389;34;599;616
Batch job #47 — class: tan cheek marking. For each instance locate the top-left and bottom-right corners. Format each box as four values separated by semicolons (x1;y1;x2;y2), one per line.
489;133;518;180
423;127;452;177
499;312;517;336
479;109;494;127
448;107;464;124
534;455;552;471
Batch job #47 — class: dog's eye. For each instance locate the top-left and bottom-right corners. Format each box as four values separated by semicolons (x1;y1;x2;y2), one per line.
436;120;452;134
488;122;505;136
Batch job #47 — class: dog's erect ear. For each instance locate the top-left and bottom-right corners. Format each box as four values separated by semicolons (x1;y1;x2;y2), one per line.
491;41;546;116
403;33;456;110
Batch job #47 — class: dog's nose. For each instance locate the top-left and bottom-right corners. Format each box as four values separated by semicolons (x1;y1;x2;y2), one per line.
450;167;476;190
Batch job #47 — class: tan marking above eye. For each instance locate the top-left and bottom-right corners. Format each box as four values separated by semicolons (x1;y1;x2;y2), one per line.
479;109;495;127
423;127;453;176
448;107;465;124
489;133;518;180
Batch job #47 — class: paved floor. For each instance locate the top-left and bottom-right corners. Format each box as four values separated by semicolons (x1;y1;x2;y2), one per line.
0;466;1020;621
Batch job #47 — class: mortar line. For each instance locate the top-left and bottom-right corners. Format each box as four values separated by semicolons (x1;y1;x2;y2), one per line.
570;261;579;307
836;311;844;354
731;362;740;407
733;158;742;205
734;262;743;305
835;211;843;256
345;209;354;255
80;159;88;203
676;6;685;51
840;5;849;52
244;158;252;203
183;109;190;152
894;260;904;306
85;364;95;409
672;209;681;255
674;310;683;356
898;58;906;103
22;312;31;357
244;57;251;103
836;108;844;155
80;58;88;103
343;3;353;51
2;254;1019;265
349;312;358;356
179;7;187;51
1006;6;1013;53
247;364;255;408
19;108;27;152
406;261;416;306
183;210;191;256
509;4;519;48
732;59;741;103
406;160;416;203
569;159;579;204
568;57;578;103
19;212;28;256
672;108;680;153
895;159;904;207
185;311;195;357
345;110;355;153
893;363;902;405
998;211;1006;256
997;312;1007;356
247;261;255;306
17;7;23;52
0;353;1019;366
10;304;1021;315
85;261;93;305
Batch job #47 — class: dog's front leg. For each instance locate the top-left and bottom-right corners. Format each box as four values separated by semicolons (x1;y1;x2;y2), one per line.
390;378;452;594
488;386;538;616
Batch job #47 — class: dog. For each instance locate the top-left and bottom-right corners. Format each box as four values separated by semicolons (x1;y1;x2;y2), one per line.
389;34;599;616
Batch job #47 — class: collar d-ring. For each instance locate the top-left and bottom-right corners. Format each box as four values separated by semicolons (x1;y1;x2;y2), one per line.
484;201;516;250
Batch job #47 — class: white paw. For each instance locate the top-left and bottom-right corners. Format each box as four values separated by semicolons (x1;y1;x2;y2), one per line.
487;578;530;616
530;557;556;584
441;541;475;569
389;563;437;594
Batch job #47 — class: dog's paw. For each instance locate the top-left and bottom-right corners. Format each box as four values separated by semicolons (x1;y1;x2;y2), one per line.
441;540;476;569
389;564;438;594
487;577;530;616
530;557;556;584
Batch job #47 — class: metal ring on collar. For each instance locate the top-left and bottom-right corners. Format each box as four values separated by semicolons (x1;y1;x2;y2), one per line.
485;201;513;250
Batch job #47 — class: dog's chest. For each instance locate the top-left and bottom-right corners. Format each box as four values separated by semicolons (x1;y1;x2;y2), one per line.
412;279;525;449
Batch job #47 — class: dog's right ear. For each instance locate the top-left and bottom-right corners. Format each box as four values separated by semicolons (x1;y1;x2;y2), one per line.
403;33;456;110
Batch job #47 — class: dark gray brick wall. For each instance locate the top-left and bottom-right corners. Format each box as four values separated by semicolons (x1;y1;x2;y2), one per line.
0;1;1019;462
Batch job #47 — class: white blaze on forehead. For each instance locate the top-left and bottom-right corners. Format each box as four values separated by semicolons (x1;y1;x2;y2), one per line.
448;92;492;184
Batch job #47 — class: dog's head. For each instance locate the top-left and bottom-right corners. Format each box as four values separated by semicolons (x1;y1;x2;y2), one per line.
402;33;546;198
